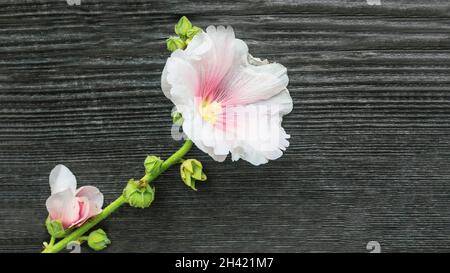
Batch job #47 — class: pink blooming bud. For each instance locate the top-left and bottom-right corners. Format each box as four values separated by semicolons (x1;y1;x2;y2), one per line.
45;165;104;229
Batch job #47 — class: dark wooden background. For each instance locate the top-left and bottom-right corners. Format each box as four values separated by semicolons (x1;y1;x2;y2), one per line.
1;0;450;253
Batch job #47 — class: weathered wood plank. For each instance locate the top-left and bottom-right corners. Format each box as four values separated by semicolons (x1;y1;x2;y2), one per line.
1;0;450;252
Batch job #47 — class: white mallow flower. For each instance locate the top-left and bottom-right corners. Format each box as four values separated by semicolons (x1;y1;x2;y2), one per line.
162;26;293;165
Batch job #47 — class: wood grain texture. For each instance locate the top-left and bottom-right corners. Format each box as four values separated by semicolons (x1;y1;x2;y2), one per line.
1;0;450;252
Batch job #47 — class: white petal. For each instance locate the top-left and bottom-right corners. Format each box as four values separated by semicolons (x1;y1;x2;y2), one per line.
46;188;80;228
221;62;289;106
228;104;290;165
184;31;213;58
161;64;171;100
162;51;199;103
251;88;293;116
182;114;228;162
49;164;77;195
247;54;269;66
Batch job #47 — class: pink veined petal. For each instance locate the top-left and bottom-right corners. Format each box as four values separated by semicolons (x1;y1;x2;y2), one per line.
76;186;104;217
69;196;91;228
194;26;237;101
220;62;289;106
163;25;237;104
178;25;288;107
162;33;210;102
49;164;77;195
46;188;80;229
161;24;293;166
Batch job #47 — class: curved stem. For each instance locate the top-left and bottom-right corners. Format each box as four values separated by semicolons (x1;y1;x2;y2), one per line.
42;140;193;253
49;236;55;247
162;140;192;170
78;236;89;242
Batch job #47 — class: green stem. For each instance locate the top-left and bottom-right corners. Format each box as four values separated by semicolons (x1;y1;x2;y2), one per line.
49;236;55;247
42;140;193;253
78;236;89;242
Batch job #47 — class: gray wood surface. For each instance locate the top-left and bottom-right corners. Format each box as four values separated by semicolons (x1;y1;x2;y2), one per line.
1;0;450;253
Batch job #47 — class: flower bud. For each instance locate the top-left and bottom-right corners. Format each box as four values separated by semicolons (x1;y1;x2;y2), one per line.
171;111;184;126
174;16;192;37
123;179;155;208
144;155;163;176
180;159;207;191
87;229;111;251
166;36;186;52
45;218;65;238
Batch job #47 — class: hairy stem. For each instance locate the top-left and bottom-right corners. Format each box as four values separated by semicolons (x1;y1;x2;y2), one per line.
42;140;193;253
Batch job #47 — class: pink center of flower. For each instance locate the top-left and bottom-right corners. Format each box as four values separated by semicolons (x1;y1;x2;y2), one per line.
77;198;87;220
195;73;234;128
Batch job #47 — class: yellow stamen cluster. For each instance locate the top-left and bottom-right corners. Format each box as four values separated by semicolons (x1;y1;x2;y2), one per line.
199;100;222;124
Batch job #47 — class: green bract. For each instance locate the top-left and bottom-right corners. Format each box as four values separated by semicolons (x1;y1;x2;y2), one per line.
45;218;65;238
174;16;192;37
166;36;186;52
187;26;202;38
171;111;184;126
168;17;203;49
144;155;163;176
123;179;155;208
87;229;111;251
180;159;207;191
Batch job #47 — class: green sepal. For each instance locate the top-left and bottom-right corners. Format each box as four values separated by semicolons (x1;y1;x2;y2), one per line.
45;218;66;238
144;155;163;176
171;111;184;126
180;159;207;191
87;229;111;251
187;26;202;38
123;179;155;209
174;16;192;37
166;36;186;52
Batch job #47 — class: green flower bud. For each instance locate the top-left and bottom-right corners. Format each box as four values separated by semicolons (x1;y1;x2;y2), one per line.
180;159;207;191
144;155;163;176
171;111;184;126
166;36;186;52
87;229;111;251
187;26;202;39
45;218;65;238
174;16;192;37
123;179;155;209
